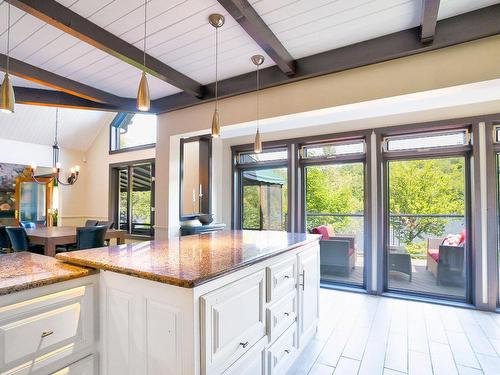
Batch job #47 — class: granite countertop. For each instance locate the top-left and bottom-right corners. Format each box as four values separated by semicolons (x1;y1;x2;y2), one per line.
0;252;97;296
56;230;320;288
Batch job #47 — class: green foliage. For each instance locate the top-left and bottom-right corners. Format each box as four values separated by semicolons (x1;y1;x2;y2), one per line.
305;163;364;233
389;158;464;245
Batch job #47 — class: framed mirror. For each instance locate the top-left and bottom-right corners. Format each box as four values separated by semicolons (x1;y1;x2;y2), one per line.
180;135;211;220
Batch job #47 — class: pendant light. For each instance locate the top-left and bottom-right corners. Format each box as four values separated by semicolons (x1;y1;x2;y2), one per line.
29;108;80;186
252;55;264;153
209;14;224;138
1;3;15;114
136;0;150;111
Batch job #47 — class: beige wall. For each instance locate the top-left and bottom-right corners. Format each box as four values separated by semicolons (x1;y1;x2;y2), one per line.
62;122;155;227
156;36;500;237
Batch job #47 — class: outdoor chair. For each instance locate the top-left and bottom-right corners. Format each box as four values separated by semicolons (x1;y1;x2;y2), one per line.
310;225;356;276
427;236;465;286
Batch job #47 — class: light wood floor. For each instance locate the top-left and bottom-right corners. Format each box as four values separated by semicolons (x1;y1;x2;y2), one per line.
288;289;500;375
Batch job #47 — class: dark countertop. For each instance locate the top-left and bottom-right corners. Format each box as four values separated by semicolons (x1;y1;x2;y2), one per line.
56;230;320;288
0;252;97;296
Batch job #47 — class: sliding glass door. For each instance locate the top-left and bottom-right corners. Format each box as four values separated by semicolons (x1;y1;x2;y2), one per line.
114;161;155;237
304;162;365;286
383;130;470;301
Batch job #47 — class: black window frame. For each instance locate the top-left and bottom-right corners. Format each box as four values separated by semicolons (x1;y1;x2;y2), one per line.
109;112;156;154
109;158;156;239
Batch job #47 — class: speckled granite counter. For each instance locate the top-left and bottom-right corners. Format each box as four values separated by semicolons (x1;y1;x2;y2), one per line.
0;252;96;296
57;230;320;288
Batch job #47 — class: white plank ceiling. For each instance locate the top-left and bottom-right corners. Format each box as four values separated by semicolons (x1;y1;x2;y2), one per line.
0;103;115;150
0;0;498;100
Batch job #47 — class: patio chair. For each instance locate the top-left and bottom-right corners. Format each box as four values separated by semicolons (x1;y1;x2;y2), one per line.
427;237;465;286
310;225;356;276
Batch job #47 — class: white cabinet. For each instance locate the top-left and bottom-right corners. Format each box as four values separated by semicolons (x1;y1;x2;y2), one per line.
266;256;297;304
0;281;96;375
222;337;267;375
201;271;266;375
266;289;297;343
297;245;320;347
267;323;298;375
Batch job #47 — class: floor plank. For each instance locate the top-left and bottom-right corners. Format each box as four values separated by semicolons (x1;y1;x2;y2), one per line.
286;289;500;375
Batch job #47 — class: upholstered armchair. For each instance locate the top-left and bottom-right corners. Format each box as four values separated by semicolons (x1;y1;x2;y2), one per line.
310;225;356;276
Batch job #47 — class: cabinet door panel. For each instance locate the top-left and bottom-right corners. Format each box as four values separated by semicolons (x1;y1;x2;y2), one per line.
201;270;266;374
223;337;267;375
297;245;319;347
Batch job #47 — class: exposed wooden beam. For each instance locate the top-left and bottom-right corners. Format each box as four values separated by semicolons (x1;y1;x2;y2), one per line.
421;0;440;43
153;4;500;114
1;54;126;105
217;0;295;75
6;0;204;97
13;87;121;111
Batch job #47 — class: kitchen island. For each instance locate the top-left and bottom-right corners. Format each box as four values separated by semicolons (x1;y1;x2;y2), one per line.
0;252;98;374
57;230;321;375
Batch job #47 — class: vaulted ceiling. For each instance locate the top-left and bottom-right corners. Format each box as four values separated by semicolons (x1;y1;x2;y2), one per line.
1;0;499;114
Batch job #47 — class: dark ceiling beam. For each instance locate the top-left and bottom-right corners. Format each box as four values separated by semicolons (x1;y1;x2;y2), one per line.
6;0;204;98
153;4;500;114
217;0;295;75
1;54;126;105
13;87;149;112
420;0;440;43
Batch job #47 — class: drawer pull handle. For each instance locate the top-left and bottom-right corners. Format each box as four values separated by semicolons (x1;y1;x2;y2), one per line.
284;275;290;279
299;270;306;291
284;312;290;316
239;341;249;348
284;349;291;354
41;331;54;338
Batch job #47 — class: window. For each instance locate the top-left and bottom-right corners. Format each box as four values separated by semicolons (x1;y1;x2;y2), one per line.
112;161;155;237
235;148;289;231
301;140;365;159
383;129;469;152
383;129;471;301
110;113;157;152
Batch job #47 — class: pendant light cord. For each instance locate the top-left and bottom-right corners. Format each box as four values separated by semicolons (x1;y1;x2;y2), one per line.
6;3;10;73
215;26;218;110
54;108;59;146
256;63;260;131
143;0;147;68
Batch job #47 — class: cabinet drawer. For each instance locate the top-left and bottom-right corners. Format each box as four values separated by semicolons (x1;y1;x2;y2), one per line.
0;285;94;373
222;337;267;375
52;355;96;375
267;290;297;343
266;257;297;304
267;323;298;375
201;271;266;374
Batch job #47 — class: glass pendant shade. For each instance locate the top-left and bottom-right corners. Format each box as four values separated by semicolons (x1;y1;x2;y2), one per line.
0;72;15;114
211;108;220;138
254;129;262;153
137;71;150;112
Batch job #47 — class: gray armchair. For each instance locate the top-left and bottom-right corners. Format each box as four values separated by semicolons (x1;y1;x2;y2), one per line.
427;238;465;286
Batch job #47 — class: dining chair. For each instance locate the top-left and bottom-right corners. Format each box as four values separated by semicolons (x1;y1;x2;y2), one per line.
0;226;11;252
75;226;108;250
5;227;44;254
97;220;114;229
85;219;99;227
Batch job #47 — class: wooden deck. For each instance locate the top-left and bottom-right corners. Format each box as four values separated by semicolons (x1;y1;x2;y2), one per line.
321;255;465;299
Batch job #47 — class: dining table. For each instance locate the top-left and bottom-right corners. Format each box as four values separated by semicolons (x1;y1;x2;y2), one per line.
25;226;126;257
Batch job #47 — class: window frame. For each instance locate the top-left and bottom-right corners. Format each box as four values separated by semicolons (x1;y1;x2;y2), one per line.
109;158;156;239
109;112;156;154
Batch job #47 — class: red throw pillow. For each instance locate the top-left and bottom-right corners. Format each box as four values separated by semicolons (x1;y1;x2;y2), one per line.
459;229;466;245
311;226;329;240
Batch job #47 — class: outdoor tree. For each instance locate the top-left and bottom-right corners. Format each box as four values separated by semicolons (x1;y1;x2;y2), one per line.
388;157;465;248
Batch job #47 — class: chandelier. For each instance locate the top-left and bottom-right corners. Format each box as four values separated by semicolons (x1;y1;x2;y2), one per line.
29;108;80;186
